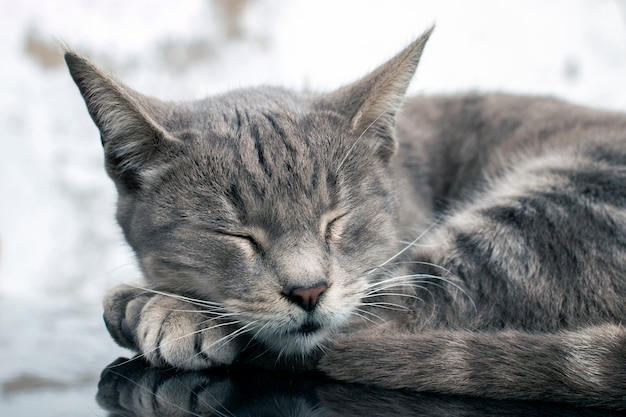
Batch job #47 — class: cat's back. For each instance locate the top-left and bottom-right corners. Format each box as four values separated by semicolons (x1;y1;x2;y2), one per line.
396;93;626;211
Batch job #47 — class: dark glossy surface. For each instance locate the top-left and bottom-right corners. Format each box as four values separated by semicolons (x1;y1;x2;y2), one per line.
97;357;624;417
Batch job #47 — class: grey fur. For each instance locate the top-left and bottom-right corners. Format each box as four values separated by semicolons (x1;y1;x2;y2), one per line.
66;27;626;409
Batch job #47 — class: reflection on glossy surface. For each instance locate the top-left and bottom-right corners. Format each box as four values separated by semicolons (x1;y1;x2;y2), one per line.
97;357;623;417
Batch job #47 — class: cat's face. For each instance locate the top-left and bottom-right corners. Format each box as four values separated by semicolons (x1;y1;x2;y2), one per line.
65;29;431;354
122;89;401;353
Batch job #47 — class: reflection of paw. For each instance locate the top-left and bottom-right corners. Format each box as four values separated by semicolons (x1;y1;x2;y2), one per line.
97;357;325;417
97;357;234;417
103;285;241;370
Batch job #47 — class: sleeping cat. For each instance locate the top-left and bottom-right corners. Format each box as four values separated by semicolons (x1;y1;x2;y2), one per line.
65;27;626;409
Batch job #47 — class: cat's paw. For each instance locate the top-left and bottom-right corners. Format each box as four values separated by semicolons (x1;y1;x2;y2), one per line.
103;284;242;370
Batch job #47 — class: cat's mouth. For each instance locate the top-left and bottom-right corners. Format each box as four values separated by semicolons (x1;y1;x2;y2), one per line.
293;321;322;335
262;318;335;354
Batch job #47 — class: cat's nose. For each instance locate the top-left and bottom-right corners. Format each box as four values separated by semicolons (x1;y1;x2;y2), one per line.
284;283;328;312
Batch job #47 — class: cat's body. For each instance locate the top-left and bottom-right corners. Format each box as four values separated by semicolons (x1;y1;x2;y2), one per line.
393;92;626;332
66;28;626;409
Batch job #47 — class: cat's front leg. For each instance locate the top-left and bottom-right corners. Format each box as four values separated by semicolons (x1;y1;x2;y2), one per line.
103;284;243;370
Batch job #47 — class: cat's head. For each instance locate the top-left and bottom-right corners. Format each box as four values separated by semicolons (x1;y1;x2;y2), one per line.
65;28;431;355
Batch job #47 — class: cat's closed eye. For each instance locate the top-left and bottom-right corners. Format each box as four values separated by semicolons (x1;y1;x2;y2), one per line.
324;213;348;243
219;232;263;258
240;234;263;256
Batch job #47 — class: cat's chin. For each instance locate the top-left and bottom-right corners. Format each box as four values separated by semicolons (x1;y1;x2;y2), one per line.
261;324;332;356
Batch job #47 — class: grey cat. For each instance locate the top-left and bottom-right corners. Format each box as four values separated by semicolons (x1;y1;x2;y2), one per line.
65;27;626;409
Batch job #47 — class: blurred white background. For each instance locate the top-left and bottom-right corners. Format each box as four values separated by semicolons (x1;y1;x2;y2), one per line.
1;1;626;415
1;0;626;300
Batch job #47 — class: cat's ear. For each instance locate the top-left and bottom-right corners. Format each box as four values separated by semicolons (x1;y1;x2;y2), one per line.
64;51;180;191
317;27;433;162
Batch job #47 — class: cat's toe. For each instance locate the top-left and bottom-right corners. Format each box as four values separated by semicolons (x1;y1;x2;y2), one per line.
103;284;152;349
135;295;240;370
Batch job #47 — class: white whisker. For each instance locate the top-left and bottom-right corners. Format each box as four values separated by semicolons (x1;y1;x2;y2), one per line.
378;260;454;275
365;272;475;309
185;321;258;366
361;292;424;301
366;219;442;275
359;301;411;311
126;284;224;309
352;308;387;325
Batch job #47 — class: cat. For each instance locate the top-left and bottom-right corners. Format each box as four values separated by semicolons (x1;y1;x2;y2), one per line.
65;27;626;409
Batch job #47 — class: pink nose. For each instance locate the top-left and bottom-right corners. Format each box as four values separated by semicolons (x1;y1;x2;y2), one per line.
286;284;328;312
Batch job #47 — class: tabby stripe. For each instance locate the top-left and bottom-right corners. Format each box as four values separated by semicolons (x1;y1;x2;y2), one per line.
234;108;243;131
249;123;272;178
262;112;287;140
558;167;626;208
